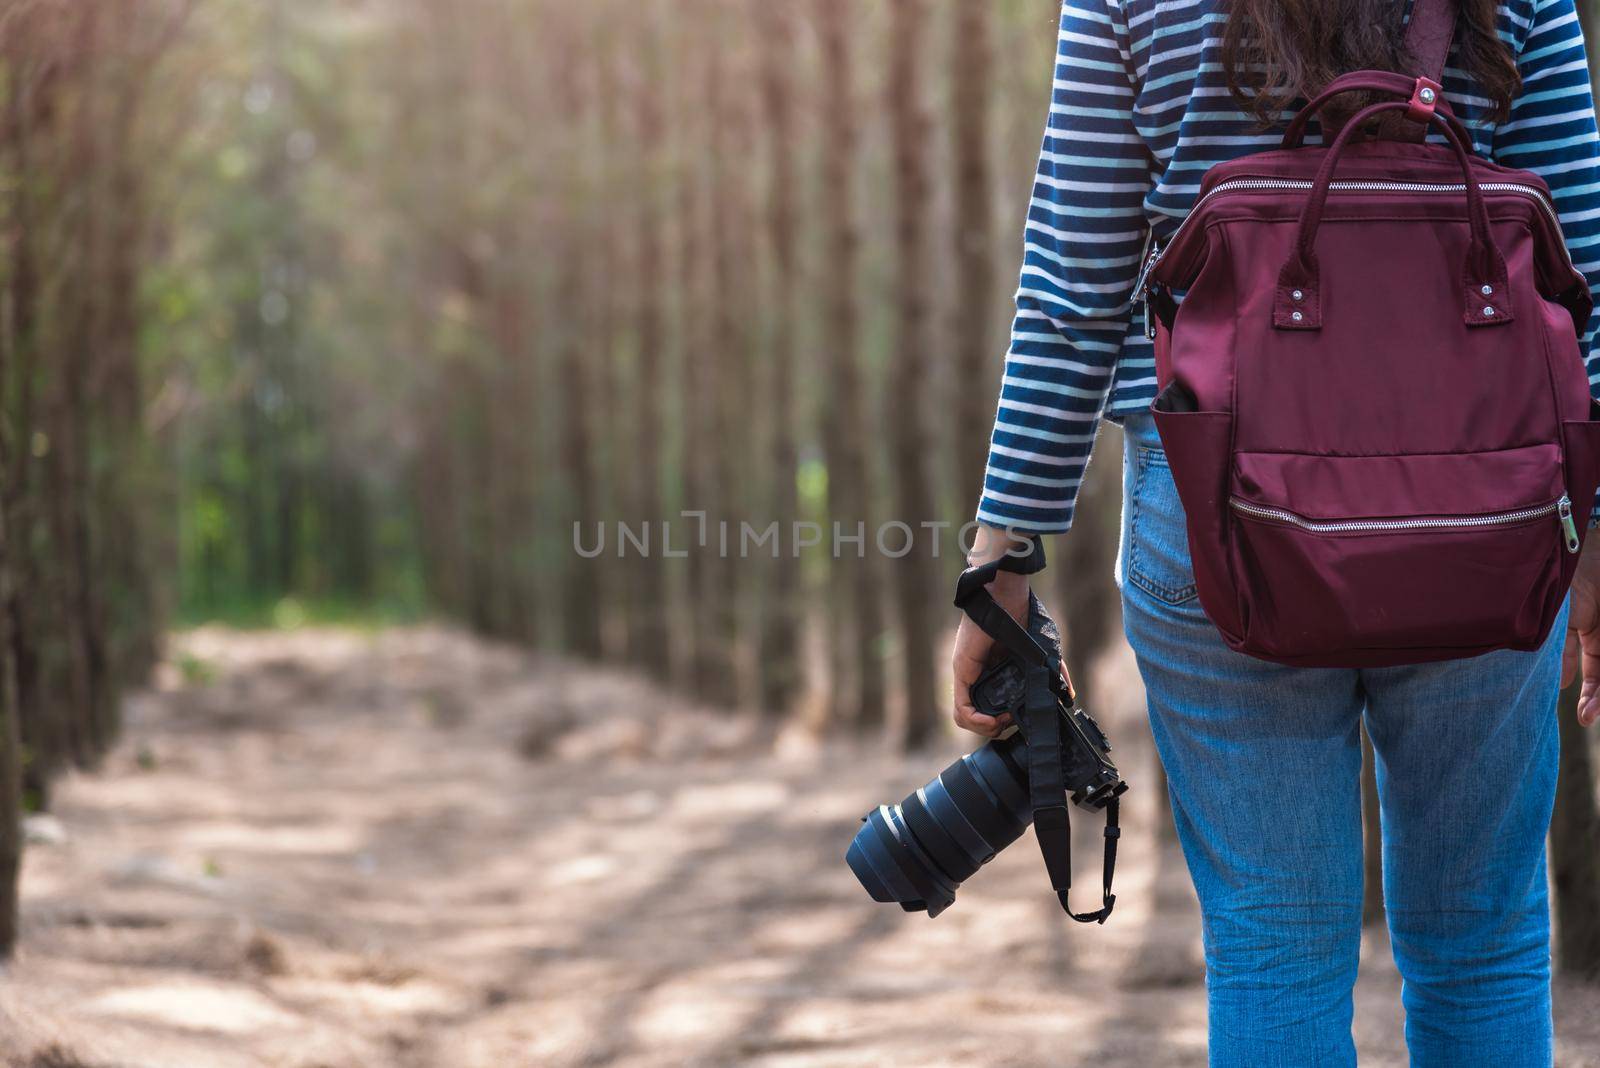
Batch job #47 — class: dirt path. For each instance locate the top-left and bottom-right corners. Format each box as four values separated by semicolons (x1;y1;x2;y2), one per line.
2;627;1597;1068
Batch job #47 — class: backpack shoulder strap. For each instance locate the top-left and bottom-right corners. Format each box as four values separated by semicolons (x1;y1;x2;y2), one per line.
1392;0;1459;141
1353;0;1460;144
1405;0;1458;87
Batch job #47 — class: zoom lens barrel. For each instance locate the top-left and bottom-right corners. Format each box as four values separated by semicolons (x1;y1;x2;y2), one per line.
845;735;1030;917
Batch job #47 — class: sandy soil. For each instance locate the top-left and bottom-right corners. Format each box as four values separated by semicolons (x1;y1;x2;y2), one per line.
1;626;1597;1068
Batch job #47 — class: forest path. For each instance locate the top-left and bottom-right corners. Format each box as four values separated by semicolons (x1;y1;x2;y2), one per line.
2;627;1598;1068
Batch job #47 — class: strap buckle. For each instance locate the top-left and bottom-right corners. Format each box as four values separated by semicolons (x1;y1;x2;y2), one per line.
1406;76;1443;125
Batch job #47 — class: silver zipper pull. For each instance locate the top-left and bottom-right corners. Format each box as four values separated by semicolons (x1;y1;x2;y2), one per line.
1559;495;1581;554
1132;239;1161;303
1135;238;1164;341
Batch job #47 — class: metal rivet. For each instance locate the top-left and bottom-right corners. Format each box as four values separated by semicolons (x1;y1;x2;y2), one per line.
1419;86;1437;105
1482;306;1496;317
1291;310;1304;323
1480;284;1494;296
1291;289;1304;302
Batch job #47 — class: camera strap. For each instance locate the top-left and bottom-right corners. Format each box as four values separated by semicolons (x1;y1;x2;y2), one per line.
954;540;1118;925
1027;698;1120;925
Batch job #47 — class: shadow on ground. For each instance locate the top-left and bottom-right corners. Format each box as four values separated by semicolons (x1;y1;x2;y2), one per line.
2;626;1597;1068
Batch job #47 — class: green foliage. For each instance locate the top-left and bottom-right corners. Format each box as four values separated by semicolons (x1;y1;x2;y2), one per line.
137;0;1077;664
175;653;218;686
173;594;426;634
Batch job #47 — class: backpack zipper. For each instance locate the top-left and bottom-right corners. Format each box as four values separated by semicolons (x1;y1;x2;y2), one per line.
1559;495;1582;553
1133;178;1569;316
1230;493;1579;553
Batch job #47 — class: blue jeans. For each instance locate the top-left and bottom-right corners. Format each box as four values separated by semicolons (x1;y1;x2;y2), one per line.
1116;411;1563;1067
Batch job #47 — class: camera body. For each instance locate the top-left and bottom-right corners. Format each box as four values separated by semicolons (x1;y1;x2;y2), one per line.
845;594;1127;919
970;648;1124;813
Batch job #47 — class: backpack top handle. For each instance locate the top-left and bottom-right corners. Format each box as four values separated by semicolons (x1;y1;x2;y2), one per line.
1281;70;1458;149
1273;97;1512;332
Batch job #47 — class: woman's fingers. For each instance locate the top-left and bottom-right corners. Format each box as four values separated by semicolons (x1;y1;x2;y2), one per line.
953;689;1002;737
952;617;1004;737
954;705;1005;738
1565;549;1600;725
1579;621;1600;727
953;687;1013;738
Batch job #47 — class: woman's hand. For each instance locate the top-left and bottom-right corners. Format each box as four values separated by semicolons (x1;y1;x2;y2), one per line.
1563;532;1600;727
952;525;1035;739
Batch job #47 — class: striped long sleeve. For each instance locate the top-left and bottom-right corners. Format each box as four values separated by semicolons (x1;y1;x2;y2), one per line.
1493;0;1600;390
1493;0;1600;519
976;0;1600;534
974;0;1152;534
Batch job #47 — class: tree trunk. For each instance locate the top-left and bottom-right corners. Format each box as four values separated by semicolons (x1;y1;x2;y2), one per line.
887;0;943;749
0;21;37;957
1055;438;1121;674
1552;680;1600;979
675;0;721;700
951;1;998;505
552;28;605;660
589;22;628;657
56;0;114;763
815;0;887;734
755;0;805;718
1;34;63;811
703;4;750;709
629;1;672;682
0;428;23;958
98;0;161;685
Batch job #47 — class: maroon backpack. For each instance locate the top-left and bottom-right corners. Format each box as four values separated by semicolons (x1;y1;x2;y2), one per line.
1135;0;1600;668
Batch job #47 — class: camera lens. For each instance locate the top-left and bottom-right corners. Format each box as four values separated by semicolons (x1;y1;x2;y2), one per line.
845;735;1031;917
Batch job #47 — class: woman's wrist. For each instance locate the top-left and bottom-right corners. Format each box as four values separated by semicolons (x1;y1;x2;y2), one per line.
966;523;1035;568
967;525;1036;602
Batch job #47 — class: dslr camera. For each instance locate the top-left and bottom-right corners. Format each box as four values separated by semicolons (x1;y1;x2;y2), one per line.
845;542;1128;923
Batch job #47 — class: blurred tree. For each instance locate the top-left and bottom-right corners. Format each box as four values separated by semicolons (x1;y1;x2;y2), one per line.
0;488;19;956
812;0;888;734
1056;441;1121;672
627;0;674;682
1553;682;1600;978
675;0;724;700
2;1;66;810
952;2;999;504
887;0;943;749
53;1;115;764
0;0;186;956
756;0;805;717
704;0;758;708
590;9;631;656
554;14;605;660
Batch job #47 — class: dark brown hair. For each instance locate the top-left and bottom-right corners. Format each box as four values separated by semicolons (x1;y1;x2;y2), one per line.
1220;0;1521;126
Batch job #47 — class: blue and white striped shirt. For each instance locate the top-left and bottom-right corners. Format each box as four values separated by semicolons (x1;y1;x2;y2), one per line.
977;0;1600;533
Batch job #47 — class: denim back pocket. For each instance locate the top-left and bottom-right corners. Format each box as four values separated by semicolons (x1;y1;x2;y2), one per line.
1125;443;1200;606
